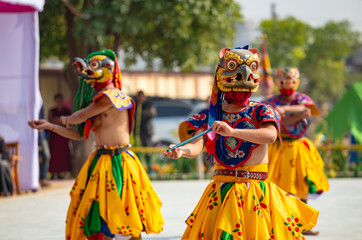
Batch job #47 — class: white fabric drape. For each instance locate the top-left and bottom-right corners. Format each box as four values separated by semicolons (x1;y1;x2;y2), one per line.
0;12;42;190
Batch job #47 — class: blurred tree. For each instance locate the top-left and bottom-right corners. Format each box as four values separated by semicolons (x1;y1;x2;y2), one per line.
259;17;311;68
39;0;243;176
300;21;360;104
259;18;360;104
40;0;243;98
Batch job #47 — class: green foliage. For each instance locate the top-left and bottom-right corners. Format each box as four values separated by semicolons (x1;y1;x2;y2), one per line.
259;18;361;104
39;1;68;61
300;21;360;103
260;17;311;67
39;0;243;72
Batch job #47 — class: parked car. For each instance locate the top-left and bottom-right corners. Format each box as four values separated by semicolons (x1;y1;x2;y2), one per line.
152;98;208;147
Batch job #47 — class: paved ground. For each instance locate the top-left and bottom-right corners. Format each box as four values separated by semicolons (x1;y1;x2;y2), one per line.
1;178;362;240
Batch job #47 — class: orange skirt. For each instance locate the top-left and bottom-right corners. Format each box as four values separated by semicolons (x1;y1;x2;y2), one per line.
182;164;319;240
65;149;164;240
268;137;329;199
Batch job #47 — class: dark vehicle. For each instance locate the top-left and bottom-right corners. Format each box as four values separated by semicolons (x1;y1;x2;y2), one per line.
152;98;208;146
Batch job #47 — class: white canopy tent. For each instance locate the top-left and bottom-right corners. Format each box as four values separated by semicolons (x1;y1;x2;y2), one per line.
0;0;44;190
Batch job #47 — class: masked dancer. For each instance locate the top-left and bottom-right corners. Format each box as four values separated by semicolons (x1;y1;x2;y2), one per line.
264;67;329;235
29;50;164;240
164;46;318;239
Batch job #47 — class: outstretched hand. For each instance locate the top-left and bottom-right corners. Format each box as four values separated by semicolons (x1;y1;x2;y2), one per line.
28;119;52;131
211;121;234;137
163;144;183;160
59;116;72;128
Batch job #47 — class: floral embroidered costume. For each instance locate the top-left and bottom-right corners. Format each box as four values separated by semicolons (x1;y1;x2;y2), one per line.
177;47;318;239
264;68;329;200
65;50;164;240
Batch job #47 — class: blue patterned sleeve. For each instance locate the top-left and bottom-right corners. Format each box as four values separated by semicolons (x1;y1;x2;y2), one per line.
184;109;209;129
296;93;314;106
254;103;281;132
178;109;209;142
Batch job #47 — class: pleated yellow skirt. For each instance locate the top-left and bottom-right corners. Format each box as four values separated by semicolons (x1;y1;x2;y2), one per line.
182;164;319;240
268;137;329;199
65;149;164;240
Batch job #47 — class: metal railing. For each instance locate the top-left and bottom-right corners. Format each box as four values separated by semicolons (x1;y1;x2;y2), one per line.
129;146;210;180
317;144;362;177
129;144;362;179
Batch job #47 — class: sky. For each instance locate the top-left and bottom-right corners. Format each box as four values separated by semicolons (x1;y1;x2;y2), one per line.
237;0;362;32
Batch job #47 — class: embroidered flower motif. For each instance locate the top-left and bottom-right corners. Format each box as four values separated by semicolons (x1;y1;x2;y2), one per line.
208;193;218;210
117;226;134;236
106;180;116;192
186;212;197;226
134;192;147;222
130;173;137;185
139;208;146;222
207;185;219;210
236;150;246;158
89;170;99;183
227;150;245;158
253;194;267;217
269;228;275;239
235;190;244;208
79;217;85;229
193;113;207;120
232;218;243;236
71;178;79;191
125;206;130;216
72;206;78;216
284;214;306;239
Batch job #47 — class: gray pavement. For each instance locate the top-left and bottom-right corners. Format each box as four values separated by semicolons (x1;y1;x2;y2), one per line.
1;178;362;240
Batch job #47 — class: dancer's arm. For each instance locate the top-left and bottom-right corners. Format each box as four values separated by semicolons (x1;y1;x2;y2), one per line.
59;95;113;126
211;121;277;144
163;129;205;159
28;119;82;140
275;105;308;115
276;105;311;125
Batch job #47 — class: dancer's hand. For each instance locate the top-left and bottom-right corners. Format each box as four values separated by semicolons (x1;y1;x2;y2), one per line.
211;121;234;137
28;119;53;131
163;144;183;159
299;108;311;119
60;116;71;128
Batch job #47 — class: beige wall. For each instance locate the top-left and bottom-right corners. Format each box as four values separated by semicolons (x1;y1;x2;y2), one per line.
122;72;214;100
39;70;214;110
39;69;72;119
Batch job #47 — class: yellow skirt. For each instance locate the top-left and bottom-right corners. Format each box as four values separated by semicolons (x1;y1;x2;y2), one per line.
65;149;164;240
268;137;330;199
182;164;319;240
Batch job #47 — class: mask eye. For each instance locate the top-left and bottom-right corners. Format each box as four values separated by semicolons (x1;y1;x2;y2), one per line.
250;61;258;71
226;59;238;71
90;60;100;69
